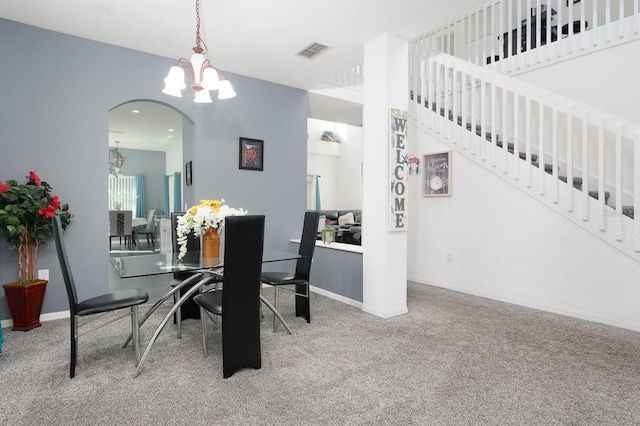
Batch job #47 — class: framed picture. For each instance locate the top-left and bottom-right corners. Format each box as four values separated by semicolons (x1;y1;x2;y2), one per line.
423;151;452;197
239;137;264;171
185;161;192;186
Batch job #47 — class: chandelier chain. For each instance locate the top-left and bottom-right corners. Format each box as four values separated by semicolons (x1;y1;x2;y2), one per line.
194;0;203;53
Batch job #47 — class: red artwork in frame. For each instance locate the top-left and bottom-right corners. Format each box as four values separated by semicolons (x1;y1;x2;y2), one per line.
239;137;264;171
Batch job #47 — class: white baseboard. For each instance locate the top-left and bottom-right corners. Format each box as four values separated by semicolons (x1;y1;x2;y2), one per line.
408;276;640;333
309;285;362;309
1;310;70;329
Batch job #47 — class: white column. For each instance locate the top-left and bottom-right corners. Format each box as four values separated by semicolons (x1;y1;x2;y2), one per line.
362;33;408;318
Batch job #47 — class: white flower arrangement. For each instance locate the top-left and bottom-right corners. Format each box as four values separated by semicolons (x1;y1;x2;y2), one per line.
176;199;247;260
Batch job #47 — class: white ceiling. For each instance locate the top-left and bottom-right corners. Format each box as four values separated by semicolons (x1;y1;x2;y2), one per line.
1;0;487;150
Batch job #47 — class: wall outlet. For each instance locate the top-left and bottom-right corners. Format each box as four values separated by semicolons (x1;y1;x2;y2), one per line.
446;252;453;262
37;269;49;281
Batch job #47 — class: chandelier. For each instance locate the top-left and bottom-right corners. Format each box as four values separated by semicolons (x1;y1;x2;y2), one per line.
109;141;125;176
162;0;236;103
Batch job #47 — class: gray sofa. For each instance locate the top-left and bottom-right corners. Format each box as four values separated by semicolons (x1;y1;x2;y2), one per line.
316;209;362;245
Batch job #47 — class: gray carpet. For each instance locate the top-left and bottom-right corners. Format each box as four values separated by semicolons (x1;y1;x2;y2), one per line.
1;282;640;425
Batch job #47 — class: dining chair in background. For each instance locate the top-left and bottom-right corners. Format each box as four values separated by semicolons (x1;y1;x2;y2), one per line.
133;208;157;249
52;216;149;378
260;211;319;333
108;210;133;250
193;215;265;378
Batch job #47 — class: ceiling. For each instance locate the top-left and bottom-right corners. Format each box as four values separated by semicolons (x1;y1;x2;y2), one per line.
1;0;487;151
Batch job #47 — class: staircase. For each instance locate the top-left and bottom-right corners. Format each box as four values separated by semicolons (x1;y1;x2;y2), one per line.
409;0;640;260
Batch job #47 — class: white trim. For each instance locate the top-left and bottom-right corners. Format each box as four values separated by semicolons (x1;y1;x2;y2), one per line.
362;304;409;318
309;285;362;309
408;276;640;333
1;310;70;329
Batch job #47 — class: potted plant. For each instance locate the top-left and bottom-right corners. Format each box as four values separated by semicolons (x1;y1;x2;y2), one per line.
0;171;73;331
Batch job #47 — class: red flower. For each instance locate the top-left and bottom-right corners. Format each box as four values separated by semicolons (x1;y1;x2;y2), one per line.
50;195;61;209
38;205;56;218
0;181;8;194
29;171;41;186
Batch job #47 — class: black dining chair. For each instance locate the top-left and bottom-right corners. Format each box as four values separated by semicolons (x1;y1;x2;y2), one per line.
193;215;265;378
261;211;319;333
52;216;149;378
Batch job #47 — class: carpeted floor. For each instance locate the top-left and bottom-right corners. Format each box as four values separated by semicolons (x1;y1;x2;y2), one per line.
1;282;639;425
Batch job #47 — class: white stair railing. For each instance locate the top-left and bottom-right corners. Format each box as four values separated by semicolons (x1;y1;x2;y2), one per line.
414;0;640;75
410;45;640;259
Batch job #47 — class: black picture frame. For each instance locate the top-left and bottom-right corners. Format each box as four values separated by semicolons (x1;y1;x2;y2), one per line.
239;137;264;171
423;151;452;197
185;161;192;186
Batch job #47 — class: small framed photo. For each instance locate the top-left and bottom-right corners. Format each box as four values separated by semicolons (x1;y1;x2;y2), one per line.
185;161;193;186
423;151;452;197
239;137;264;171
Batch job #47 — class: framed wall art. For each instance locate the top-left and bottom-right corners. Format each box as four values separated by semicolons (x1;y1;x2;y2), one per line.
423;151;452;197
239;137;264;171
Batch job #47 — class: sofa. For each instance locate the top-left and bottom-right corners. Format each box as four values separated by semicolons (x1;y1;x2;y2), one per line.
316;209;362;245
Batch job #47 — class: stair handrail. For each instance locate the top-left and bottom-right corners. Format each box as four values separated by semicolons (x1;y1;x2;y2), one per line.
410;43;640;255
413;0;640;74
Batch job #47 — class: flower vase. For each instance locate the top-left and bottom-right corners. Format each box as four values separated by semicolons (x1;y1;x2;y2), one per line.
202;228;220;258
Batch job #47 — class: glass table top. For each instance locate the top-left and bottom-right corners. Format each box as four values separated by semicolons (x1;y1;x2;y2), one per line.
110;247;299;279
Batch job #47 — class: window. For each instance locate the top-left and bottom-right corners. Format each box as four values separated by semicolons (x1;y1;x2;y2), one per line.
108;175;138;215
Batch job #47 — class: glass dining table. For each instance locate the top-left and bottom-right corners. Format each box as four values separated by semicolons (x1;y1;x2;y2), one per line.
110;247;300;377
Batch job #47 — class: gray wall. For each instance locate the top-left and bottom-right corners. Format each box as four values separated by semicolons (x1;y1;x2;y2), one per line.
116;148;166;215
0;19;308;320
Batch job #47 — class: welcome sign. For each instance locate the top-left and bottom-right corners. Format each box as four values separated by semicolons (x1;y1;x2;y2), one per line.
389;108;409;231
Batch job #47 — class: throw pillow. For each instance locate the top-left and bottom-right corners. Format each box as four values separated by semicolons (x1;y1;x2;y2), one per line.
338;212;355;226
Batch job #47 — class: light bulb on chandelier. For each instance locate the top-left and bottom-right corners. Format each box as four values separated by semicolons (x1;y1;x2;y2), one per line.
162;0;236;103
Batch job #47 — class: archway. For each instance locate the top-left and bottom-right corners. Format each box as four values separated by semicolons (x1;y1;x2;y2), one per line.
108;100;194;253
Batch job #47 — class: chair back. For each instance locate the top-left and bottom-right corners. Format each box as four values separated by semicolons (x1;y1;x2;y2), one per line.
145;209;157;231
52;216;78;316
221;215;265;378
295;211;320;279
108;210;132;237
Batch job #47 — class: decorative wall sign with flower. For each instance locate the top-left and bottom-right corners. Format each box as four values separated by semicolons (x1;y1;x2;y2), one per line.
176;199;246;260
0;171;73;282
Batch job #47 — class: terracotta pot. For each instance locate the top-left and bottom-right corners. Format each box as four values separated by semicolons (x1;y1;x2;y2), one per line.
202;228;220;258
2;280;48;331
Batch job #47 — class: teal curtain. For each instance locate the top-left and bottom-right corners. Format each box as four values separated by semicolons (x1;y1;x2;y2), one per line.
135;174;145;218
163;175;169;216
173;172;182;212
315;175;321;210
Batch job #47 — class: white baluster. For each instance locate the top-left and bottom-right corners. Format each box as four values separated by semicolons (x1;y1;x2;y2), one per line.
615;123;622;241
598;117;605;231
552;100;559;203
567;105;574;212
582;111;590;221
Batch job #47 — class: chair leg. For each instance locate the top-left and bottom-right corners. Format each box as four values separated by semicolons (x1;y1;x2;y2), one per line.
295;283;311;323
131;305;141;364
70;315;77;378
273;286;279;332
200;306;209;358
174;292;182;339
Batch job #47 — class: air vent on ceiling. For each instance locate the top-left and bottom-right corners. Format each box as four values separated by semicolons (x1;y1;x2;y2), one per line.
295;42;331;60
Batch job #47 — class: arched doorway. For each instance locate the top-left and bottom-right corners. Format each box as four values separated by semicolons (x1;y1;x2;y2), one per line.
108;100;193;252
